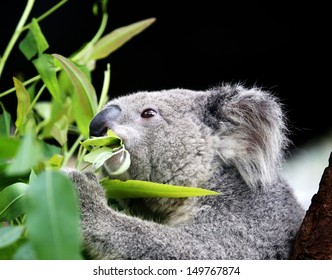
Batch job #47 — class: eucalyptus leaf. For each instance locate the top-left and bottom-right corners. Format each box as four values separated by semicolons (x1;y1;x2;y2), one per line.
81;129;122;150
26;170;82;260
13;241;37;260
0;241;18;259
5;132;42;176
0;172;29;192
52;54;97;138
107;149;131;176
49;115;69;146
83;146;114;168
40;141;62;159
101;179;219;199
47;154;64;168
34;101;51;120
0;226;24;249
0;183;28;222
27;81;38;101
82;130;130;174
19;29;38;60
57;69;74;95
39;98;71;143
0;103;11;137
84;147;131;174
33;54;62;102
29;169;37;184
0;137;19;159
89;18;156;60
13;77;31;134
29;18;49;55
19;18;49;60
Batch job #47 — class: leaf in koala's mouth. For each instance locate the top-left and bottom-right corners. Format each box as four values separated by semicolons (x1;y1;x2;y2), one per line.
81;130;131;175
81;130;122;151
102;149;131;175
100;179;220;199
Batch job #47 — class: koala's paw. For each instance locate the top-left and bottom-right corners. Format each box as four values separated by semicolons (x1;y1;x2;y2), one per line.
61;168;108;213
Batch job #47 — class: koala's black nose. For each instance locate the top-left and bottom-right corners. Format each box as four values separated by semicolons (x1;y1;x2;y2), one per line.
89;105;121;137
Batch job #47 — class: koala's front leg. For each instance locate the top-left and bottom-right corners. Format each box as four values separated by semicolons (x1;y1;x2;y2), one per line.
63;169;108;214
64;169;209;260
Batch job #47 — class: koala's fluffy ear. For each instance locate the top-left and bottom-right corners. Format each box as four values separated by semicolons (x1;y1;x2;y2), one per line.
203;84;289;190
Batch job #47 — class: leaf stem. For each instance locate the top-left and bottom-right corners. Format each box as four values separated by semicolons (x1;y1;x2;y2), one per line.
62;135;84;167
29;84;46;112
0;0;35;78
0;74;41;98
71;12;109;63
97;63;111;111
0;0;69;97
76;143;88;169
21;0;68;32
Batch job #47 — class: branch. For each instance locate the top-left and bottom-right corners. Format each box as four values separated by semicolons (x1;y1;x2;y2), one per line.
290;152;332;259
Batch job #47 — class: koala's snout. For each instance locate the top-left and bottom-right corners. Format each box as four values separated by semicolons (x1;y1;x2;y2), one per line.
89;105;121;137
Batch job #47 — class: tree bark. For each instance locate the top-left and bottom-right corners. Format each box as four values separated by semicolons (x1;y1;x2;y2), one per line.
290;152;332;259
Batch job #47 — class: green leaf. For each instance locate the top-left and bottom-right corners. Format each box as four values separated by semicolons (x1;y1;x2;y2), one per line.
29;169;37;184
0;173;29;192
0;103;11;137
52;54;97;138
19;18;49;60
39;98;71;145
27;81;38;101
57;69;74;95
82;130;130;174
83;146;113;168
19;30;38;60
0;238;24;259
26;170;82;260
81;129;122;150
13;241;37;260
0;137;19;159
49;115;69;146
29;18;49;54
34;101;51;120
0;226;24;249
5;132;42;176
89;18;156;60
58;64;91;96
13;77;31;134
101;179;220;199
109;150;131;175
33;54;62;102
0;183;28;222
83;147;130;174
40;141;62;159
47;154;64;168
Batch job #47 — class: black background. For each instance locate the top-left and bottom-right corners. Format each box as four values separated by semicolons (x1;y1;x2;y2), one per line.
0;0;329;152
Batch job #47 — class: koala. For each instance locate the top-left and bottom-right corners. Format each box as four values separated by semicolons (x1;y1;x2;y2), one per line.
66;83;305;259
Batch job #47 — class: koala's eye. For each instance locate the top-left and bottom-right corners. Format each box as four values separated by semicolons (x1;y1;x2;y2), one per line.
141;108;157;118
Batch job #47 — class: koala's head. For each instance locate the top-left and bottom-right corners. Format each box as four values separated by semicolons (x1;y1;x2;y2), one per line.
89;84;288;191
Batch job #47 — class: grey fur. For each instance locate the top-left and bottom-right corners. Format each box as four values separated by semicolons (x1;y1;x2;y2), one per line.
65;83;304;259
